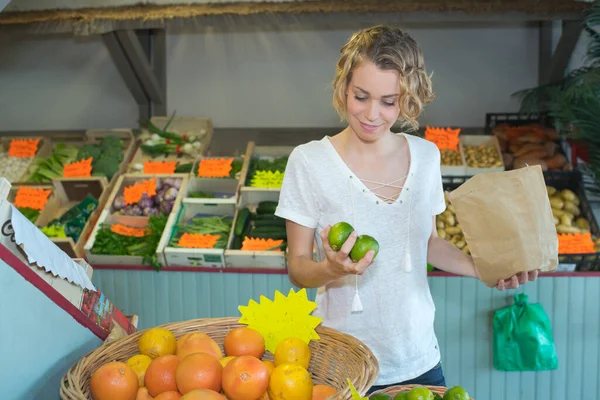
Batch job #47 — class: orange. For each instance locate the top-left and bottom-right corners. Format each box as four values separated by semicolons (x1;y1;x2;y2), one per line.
273;337;311;369
175;352;223;394
180;389;226;400
139;328;177;359
220;356;235;368
222;355;269;400
312;384;337;400
154;391;183;400
262;360;275;377
90;361;138;400
136;387;154;400
223;327;266;359
127;354;153;387
176;332;223;360
268;363;313;400
144;355;180;397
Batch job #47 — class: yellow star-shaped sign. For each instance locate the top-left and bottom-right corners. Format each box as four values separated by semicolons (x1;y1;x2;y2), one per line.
238;288;323;353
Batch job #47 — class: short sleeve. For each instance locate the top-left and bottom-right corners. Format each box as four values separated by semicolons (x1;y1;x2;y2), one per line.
430;146;446;216
275;147;320;229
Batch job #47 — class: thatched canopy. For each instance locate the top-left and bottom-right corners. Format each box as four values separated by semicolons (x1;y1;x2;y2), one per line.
0;0;589;35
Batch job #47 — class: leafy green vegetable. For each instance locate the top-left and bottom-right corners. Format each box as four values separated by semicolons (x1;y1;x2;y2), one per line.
245;156;288;185
28;143;79;183
169;215;232;249
188;191;216;199
91;214;168;270
17;207;40;223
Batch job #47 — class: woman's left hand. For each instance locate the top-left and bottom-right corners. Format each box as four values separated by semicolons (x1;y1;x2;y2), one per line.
495;269;540;291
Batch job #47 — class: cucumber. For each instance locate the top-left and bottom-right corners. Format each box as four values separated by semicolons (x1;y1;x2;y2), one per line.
253;219;286;228
234;207;251;236
231;235;243;250
254;214;284;221
250;226;287;235
256;201;278;214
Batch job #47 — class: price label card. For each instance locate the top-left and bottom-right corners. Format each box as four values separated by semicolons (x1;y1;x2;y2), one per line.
124;178;157;205
241;237;284;251
177;232;220;248
13;187;51;210
425;126;461;151
197;157;234;178
63;158;93;178
250;170;285;189
143;161;177;174
9;138;40;158
558;232;596;254
111;224;148;237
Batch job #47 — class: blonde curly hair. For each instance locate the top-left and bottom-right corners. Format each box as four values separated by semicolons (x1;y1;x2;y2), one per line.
332;25;435;131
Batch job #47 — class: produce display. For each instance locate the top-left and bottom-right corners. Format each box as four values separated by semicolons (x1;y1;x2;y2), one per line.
88;326;336;400
27;143;79;182
493;123;570;171
440;149;463;166
369;385;470;400
140;119;204;158
328;221;380;262
168;215;233;249
74;135;126;180
40;194;99;243
0;152;36;183
230;201;287;251
113;177;182;217
463;143;503;169
436;194;470;255
246;156;288;187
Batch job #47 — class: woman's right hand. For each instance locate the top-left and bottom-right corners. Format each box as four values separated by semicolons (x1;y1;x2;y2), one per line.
320;225;375;279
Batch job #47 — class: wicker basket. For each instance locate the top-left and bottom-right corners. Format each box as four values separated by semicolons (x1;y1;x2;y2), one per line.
372;384;474;399
60;316;379;400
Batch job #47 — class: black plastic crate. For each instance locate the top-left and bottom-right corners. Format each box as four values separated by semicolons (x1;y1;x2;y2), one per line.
484;112;552;135
442;171;600;272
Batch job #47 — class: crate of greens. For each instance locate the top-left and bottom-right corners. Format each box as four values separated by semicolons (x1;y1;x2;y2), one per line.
128;115;213;175
242;143;292;192
225;190;287;269
36;177;108;258
84;174;188;269
0;136;54;184
185;147;251;203
8;184;54;225
161;202;236;267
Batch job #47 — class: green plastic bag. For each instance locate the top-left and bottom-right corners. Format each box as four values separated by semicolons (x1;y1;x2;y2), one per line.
493;293;558;371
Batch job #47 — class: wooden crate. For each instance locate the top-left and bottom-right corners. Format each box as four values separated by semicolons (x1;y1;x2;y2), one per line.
84;173;189;267
0;136;54;184
161;201;237;267
36;177;109;258
184;142;253;205
224;190;286;270
240;142;293;202
440;142;467;177
8;184;54;225
83;129;137;186
461;135;505;176
127;116;214;174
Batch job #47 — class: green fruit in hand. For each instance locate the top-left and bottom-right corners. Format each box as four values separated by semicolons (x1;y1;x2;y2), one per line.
407;386;434;400
443;386;469;400
349;234;380;262
328;221;354;251
369;394;392;400
393;392;409;400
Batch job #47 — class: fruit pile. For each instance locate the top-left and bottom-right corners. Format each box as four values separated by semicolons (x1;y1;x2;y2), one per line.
89;326;337;400
369;385;470;400
439;149;463;167
328;222;380;262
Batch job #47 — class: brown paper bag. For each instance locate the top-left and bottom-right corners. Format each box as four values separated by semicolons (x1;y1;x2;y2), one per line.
446;165;558;287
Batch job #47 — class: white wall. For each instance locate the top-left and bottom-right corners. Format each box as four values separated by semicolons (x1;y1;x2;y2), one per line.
0;24;546;131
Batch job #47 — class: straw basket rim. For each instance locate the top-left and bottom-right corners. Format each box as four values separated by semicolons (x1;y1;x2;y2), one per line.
372;384;474;399
60;316;379;400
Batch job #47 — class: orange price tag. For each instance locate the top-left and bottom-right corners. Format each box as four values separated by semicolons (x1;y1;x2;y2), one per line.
13;187;51;210
111;224;148;237
558;232;596;254
177;232;220;248
63;158;93;178
9;138;40;158
143;161;177;174
124;178;157;205
425;126;461;151
198;158;234;178
241;237;284;252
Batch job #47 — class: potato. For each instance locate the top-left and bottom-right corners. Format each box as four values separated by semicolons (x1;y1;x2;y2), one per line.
440;149;463;166
455;240;466;249
563;201;580;217
560;189;577;202
549;197;564;210
563;211;575;221
575;217;590;232
445;226;462;235
464;143;504;168
443;212;456;227
553;215;560;225
546;186;557;196
462;245;470;255
436;219;445;229
447;204;456;213
551;208;565;218
556;224;580;234
560;214;573;226
437;229;447;239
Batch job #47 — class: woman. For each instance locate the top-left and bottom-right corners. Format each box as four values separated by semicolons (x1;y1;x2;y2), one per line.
274;25;538;392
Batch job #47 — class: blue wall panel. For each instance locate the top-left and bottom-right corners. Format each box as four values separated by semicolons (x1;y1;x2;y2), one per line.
92;270;599;400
